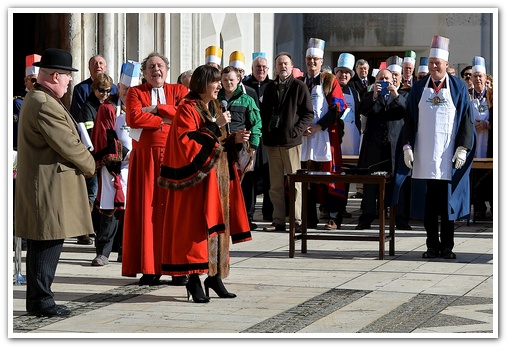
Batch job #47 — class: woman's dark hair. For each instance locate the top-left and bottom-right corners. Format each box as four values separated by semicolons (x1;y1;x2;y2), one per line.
189;65;221;95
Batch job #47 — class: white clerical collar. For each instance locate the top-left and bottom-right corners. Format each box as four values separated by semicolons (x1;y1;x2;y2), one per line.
151;86;166;105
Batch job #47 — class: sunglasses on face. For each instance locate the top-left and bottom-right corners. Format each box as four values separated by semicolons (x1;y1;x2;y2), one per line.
98;88;112;94
464;73;472;77
30;78;37;83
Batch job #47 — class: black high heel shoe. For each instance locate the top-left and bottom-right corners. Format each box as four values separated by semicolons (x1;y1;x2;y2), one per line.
185;274;210;303
204;275;237;298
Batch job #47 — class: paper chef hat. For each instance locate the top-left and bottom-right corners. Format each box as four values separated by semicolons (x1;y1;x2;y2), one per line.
418;57;429;73
472;56;486;74
334;53;355;77
306;38;325;59
386;56;403;74
429;35;450;61
403;50;417;65
25;54;41;76
205;46;223;65
229;51;246;70
119;60;141;87
252;52;266;60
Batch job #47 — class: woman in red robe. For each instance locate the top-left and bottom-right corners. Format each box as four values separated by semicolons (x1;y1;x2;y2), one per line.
123;53;188;285
158;65;252;303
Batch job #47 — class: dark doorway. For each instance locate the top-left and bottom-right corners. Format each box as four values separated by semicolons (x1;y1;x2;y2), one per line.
12;13;38;96
331;50;405;77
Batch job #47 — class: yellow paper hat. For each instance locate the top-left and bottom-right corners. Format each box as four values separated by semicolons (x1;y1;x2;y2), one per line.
205;46;223;65
229;51;245;70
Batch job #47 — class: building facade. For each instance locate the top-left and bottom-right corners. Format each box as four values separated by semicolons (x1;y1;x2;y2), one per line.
11;10;494;106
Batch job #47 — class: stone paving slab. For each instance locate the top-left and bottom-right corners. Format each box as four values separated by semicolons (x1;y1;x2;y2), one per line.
9;197;497;338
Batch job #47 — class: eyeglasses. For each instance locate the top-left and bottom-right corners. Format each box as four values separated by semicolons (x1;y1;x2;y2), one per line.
98;88;112;94
51;71;72;77
464;73;472;77
30;78;37;83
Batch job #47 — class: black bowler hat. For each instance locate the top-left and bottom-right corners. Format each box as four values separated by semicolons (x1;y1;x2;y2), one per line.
460;65;472;78
33;48;78;72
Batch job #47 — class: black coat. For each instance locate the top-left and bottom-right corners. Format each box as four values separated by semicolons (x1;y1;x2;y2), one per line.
357;90;407;173
260;75;313;148
348;74;376;98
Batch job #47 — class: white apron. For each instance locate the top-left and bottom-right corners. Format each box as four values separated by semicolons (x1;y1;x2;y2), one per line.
413;76;457;181
301;84;332;162
99;105;131;209
472;92;489;158
340;92;360;155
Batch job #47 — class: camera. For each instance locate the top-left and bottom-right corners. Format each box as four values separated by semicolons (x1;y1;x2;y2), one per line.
269;113;282;131
378;81;389;96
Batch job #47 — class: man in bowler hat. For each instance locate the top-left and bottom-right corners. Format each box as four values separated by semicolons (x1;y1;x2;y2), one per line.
15;48;95;316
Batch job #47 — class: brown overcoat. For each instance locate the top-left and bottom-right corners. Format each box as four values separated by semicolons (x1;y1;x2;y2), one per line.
15;87;95;240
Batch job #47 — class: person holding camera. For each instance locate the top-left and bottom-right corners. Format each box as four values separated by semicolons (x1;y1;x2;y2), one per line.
260;52;313;232
355;67;407;230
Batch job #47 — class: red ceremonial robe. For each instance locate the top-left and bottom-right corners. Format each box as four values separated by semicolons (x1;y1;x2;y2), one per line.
122;82;187;277
158;98;252;277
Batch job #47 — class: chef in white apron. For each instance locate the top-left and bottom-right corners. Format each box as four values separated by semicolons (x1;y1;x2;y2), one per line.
412;76;457;181
301;82;331;162
340;93;360;155
401;35;474;260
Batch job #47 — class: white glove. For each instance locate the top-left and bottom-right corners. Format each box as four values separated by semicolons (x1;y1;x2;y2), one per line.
403;148;414;169
452;146;467;169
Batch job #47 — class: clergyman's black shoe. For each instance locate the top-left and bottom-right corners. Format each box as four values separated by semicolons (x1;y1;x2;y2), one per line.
396;224;413;230
29;304;71;317
441;248;457;259
422;248;439;259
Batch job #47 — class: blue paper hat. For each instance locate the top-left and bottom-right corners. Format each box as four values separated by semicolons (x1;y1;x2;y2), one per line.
471;56;486;74
334;53;355;77
418;57;429;73
120;60;141;87
252;52;266;60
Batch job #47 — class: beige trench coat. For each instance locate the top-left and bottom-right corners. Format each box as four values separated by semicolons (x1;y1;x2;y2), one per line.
15;87;95;240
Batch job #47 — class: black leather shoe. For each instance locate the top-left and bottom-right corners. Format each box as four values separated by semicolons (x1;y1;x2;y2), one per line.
249;221;258;230
422;248;439;259
355;223;371;230
171;275;189;286
77;235;93;245
29;304;71;317
396;224;413;230
441;248;456;259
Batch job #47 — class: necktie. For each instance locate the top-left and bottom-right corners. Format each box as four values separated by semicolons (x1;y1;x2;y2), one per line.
307;77;314;91
362;79;368;87
434;80;441;87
